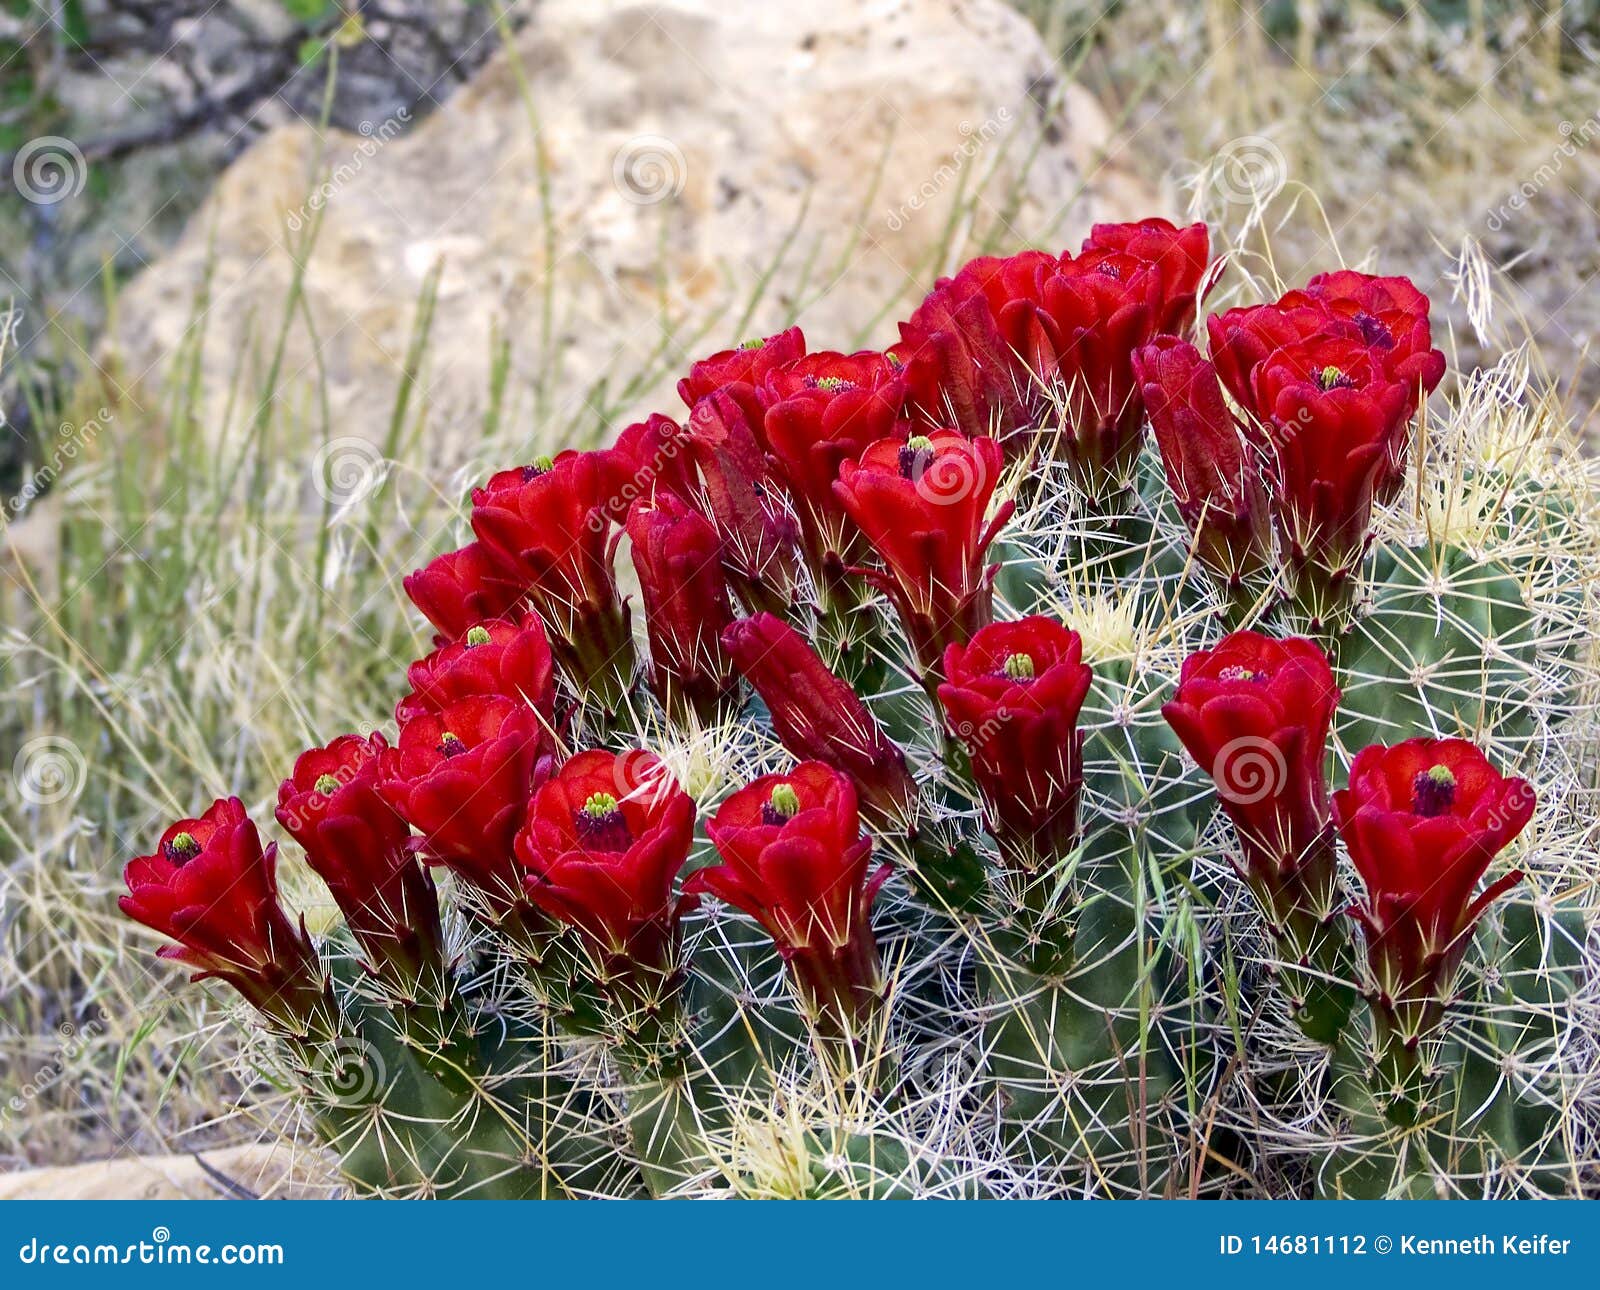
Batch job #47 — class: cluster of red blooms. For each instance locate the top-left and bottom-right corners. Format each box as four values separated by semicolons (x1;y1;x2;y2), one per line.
121;218;1521;1057
1137;271;1446;624
1164;631;1533;1046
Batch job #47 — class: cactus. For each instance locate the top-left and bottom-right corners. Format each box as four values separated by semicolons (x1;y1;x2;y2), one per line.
117;218;1600;1199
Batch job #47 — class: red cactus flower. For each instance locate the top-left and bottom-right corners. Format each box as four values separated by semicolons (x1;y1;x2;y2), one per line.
611;413;699;511
1212;273;1444;512
1334;738;1531;1041
404;542;527;646
938;617;1093;866
1161;631;1353;1037
1287;270;1446;401
1161;631;1340;879
994;249;1160;496
1205;304;1413;626
722;613;917;831
469;450;635;711
685;390;803;618
378;694;548;908
1131;337;1270;594
677;327;807;431
397;612;557;729
1254;335;1408;579
121;797;333;1038
762;350;906;605
516;749;696;967
688;763;889;1031
276;734;446;998
1205;301;1338;419
1079;218;1211;335
832;429;1013;676
627;493;739;724
893;262;1035;448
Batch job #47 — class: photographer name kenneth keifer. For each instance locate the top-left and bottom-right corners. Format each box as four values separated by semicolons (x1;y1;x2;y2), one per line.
1400;1234;1571;1256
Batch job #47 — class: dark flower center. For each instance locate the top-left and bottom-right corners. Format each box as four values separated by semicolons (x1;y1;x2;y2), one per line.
1315;364;1356;391
1096;262;1122;280
437;732;468;759
899;435;935;481
314;773;342;797
761;782;802;826
806;375;855;393
1352;310;1392;349
576;792;632;851
1002;651;1036;681
163;831;201;865
1411;764;1457;817
521;455;555;481
464;625;492;647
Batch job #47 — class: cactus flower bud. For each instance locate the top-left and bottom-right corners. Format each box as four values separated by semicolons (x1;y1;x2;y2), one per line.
938;616;1092;868
611;413;699;513
688;763;889;1032
722;613;917;832
833;429;1013;678
626;494;739;724
276;733;446;1000
1334;738;1531;1087
121;798;334;1040
1131;337;1270;597
685;390;804;618
893;257;1038;449
469;450;635;712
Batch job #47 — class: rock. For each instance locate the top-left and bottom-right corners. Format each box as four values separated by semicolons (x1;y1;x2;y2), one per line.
106;0;1158;458
0;1144;337;1200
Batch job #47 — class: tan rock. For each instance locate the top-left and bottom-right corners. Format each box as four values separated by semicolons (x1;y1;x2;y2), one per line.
0;1143;337;1200
107;0;1158;459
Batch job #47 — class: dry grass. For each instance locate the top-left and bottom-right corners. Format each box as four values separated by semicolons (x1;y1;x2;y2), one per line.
1026;0;1600;433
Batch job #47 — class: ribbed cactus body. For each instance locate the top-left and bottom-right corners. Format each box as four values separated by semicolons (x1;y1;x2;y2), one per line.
1338;543;1541;753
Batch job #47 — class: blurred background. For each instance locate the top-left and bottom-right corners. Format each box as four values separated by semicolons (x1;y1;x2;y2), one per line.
1;0;1597;1193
